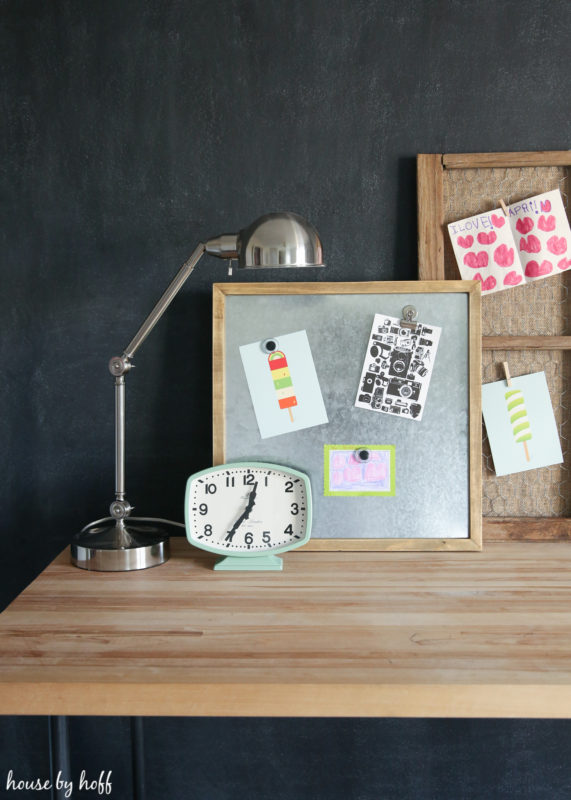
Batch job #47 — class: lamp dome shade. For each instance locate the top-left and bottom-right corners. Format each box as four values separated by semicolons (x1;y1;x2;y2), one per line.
237;212;324;268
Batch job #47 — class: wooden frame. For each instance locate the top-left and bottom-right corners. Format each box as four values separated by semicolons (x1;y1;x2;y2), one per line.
213;281;482;551
417;151;571;541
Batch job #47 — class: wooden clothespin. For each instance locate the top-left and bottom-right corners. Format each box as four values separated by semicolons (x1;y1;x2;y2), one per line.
499;198;509;217
502;361;512;387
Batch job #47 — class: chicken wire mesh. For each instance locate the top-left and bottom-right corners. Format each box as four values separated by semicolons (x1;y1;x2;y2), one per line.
443;165;570;518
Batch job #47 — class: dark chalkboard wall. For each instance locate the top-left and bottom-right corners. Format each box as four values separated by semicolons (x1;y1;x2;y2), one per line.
2;0;570;797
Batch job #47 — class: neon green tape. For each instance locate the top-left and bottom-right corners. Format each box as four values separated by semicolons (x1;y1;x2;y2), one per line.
323;444;396;497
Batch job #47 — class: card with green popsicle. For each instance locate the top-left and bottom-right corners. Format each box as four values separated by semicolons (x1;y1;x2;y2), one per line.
482;371;563;476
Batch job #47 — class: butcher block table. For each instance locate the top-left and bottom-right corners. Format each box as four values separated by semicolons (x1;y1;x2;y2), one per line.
1;539;571;718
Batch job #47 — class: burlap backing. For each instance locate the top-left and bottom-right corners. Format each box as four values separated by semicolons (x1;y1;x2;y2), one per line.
443;166;570;517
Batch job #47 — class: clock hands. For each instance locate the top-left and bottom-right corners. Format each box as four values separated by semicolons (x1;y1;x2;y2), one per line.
225;482;258;542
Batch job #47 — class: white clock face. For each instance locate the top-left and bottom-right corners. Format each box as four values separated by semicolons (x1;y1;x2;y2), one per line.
185;464;310;555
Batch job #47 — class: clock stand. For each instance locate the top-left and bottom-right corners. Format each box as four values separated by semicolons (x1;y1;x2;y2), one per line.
214;554;284;571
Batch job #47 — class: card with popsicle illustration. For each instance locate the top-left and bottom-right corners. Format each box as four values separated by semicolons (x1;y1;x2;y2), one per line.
448;189;571;294
482;371;563;476
239;330;328;439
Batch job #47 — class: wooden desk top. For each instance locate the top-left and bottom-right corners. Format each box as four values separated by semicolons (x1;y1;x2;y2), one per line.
1;539;571;718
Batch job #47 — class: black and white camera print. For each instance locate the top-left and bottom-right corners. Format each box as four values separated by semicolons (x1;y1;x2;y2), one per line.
355;313;441;422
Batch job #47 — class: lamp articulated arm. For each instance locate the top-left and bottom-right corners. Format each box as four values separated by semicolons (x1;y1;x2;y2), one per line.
106;241;209;521
105;236;239;522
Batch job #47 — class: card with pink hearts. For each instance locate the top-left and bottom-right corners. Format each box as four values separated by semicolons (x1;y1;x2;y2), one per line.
448;189;571;294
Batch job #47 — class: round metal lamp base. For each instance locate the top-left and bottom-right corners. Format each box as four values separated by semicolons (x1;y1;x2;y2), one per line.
71;518;172;572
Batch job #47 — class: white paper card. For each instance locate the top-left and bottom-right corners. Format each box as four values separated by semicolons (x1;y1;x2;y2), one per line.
448;189;571;294
240;330;328;439
482;372;563;476
355;313;441;422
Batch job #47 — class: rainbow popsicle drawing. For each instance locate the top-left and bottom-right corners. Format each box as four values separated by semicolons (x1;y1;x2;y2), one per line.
505;386;532;461
268;350;297;422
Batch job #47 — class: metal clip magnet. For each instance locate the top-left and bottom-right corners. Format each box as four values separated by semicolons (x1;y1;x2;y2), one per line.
400;305;418;331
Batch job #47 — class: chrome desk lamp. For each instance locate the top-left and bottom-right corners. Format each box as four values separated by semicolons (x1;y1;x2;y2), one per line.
71;212;324;571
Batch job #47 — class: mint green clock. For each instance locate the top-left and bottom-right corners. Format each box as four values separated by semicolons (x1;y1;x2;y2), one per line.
184;462;312;571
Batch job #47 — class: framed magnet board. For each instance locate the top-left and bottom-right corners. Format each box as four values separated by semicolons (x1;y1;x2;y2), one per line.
213;281;482;551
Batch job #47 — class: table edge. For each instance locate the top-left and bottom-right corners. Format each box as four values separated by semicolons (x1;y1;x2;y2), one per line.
2;682;571;718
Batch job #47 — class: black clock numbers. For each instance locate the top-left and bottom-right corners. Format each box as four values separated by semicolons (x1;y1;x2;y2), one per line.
190;467;307;552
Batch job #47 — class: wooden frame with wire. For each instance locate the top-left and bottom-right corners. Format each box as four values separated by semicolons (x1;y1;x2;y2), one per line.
417;151;571;541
